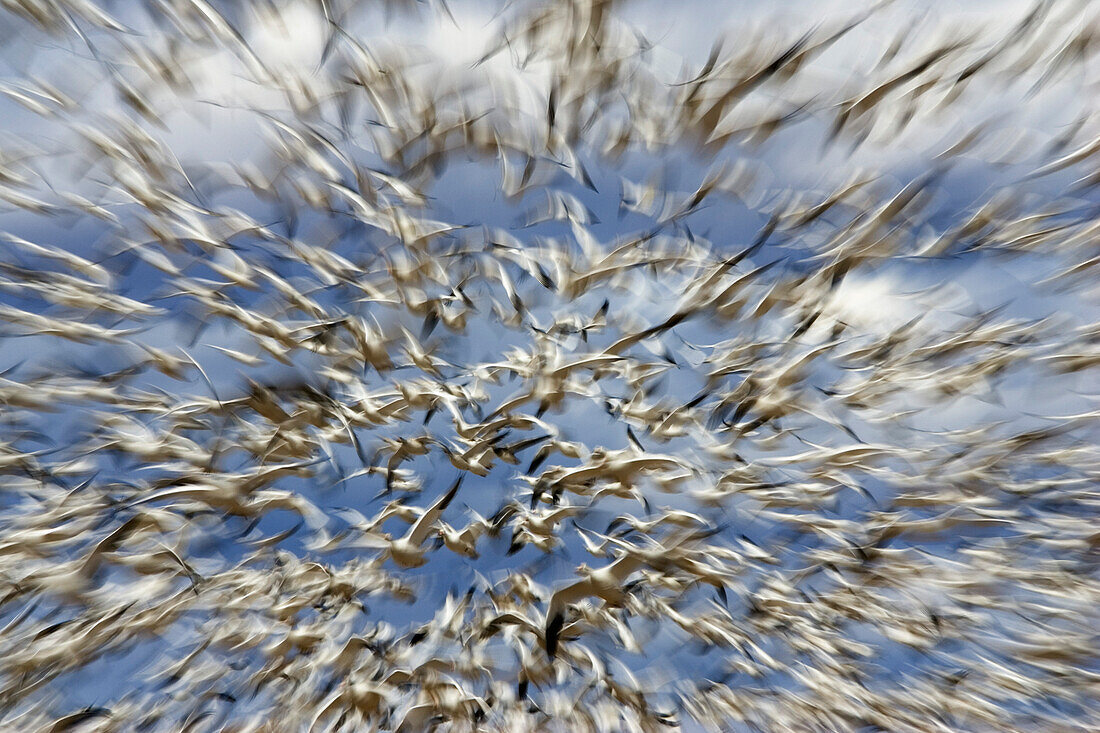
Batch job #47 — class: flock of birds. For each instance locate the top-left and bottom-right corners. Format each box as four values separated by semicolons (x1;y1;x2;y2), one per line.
0;0;1098;730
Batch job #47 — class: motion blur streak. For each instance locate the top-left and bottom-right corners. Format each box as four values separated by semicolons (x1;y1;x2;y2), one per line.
0;0;1097;730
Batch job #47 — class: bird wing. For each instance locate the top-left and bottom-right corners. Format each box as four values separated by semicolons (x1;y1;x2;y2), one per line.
407;475;464;545
545;580;593;659
345;532;392;551
605;552;647;584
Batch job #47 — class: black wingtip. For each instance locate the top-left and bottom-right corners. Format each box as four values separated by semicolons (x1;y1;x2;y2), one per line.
506;533;524;556
529;482;545;509
440;474;465;508
545;612;564;660
420;310;440;340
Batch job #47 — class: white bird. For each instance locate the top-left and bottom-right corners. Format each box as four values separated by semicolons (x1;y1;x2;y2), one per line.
354;476;464;568
544;552;645;659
